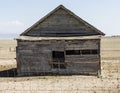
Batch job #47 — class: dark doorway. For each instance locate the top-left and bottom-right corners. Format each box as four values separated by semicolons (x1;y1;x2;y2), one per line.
52;51;66;69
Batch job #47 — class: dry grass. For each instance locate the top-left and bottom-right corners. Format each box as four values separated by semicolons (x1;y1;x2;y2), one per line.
0;40;16;59
0;37;120;93
101;37;120;60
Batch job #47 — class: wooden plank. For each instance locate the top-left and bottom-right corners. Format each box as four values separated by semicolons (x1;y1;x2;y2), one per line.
49;62;67;65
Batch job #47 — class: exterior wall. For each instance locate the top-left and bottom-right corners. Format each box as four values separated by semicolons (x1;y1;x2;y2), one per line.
16;39;100;76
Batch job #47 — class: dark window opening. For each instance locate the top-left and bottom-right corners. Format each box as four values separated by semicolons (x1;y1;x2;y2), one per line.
81;50;91;55
52;51;65;62
81;50;98;55
91;50;98;54
65;50;99;55
66;50;80;55
52;51;64;59
52;51;66;69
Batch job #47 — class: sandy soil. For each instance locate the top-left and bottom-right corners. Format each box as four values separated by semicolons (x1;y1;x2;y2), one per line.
0;76;119;93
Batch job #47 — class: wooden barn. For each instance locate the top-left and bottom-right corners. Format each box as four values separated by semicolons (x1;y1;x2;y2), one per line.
16;5;105;76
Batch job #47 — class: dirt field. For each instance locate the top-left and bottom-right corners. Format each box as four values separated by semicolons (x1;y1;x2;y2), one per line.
0;37;120;93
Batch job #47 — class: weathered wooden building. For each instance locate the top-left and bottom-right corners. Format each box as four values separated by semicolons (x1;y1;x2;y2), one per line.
16;5;105;76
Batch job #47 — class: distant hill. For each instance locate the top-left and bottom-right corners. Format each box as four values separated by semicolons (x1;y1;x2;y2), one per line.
0;34;19;39
111;35;120;37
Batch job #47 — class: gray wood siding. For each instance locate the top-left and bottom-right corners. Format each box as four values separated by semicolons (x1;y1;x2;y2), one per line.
25;9;101;37
65;39;99;49
16;39;100;76
17;43;51;74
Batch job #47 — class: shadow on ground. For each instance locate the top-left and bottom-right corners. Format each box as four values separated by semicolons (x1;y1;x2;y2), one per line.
0;68;97;77
0;68;17;77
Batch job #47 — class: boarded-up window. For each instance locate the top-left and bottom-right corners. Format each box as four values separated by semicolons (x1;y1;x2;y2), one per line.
65;50;98;55
52;51;66;69
81;50;98;55
52;64;66;69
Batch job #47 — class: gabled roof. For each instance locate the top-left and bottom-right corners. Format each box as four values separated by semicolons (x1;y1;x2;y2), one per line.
20;5;105;36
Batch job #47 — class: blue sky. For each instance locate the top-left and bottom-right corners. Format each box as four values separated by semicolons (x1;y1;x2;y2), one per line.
0;0;120;38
